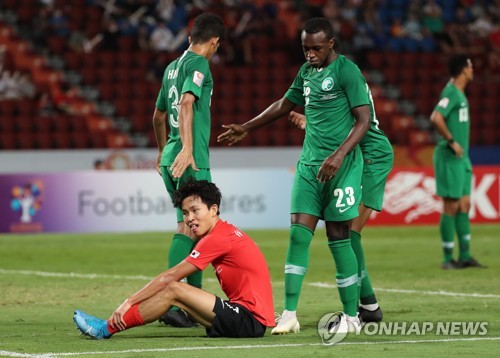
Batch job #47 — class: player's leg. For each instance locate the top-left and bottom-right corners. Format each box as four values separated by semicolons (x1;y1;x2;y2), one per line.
323;148;363;332
435;156;464;269
352;152;392;322
351;204;383;322
74;282;217;340
456;195;471;262
273;164;320;334
440;197;460;268
456;166;485;268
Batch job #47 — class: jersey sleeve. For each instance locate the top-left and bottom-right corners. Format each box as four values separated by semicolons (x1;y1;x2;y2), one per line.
434;87;456;119
155;82;167;112
285;66;305;106
339;61;370;109
185;232;231;271
181;57;210;100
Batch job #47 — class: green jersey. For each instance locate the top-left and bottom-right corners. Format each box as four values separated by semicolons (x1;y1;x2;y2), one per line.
285;55;370;165
359;85;393;162
433;81;470;159
156;51;213;168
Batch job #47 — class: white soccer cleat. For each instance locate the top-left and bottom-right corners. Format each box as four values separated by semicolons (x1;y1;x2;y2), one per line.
271;310;300;335
328;313;362;334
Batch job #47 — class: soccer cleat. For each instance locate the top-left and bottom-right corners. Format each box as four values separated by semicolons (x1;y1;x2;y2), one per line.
271;310;300;335
159;309;198;328
358;306;383;323
441;259;461;270
73;310;111;340
458;257;487;268
328;313;362;334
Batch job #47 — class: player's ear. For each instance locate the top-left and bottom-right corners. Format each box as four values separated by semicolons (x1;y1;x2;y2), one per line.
188;36;192;44
210;204;219;216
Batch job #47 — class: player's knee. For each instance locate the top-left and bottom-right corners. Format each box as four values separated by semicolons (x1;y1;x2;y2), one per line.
290;224;314;247
160;281;182;300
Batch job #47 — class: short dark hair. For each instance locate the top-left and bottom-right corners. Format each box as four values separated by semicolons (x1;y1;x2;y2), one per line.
303;17;335;40
173;179;222;214
448;54;470;77
191;12;226;44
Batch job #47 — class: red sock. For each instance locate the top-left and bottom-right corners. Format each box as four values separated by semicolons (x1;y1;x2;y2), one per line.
107;304;145;334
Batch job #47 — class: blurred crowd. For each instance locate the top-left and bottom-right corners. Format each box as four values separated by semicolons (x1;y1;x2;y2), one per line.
0;47;36;100
1;0;499;98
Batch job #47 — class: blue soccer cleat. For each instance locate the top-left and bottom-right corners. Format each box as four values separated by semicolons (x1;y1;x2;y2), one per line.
73;310;111;340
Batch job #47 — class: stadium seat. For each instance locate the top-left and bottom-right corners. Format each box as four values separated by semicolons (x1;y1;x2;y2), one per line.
0;132;16;149
0;116;16;132
35;132;54;149
71;132;91;148
34;116;53;132
53;132;72;149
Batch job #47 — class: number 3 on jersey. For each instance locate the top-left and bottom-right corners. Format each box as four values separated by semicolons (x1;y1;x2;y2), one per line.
334;187;355;210
168;85;180;128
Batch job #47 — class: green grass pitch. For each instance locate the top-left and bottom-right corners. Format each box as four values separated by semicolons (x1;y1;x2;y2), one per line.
1;224;499;357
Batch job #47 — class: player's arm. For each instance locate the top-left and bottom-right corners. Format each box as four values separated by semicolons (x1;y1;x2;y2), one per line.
152;107;167;176
109;260;198;330
430;110;463;157
217;97;296;145
170;92;198;178
317;105;370;182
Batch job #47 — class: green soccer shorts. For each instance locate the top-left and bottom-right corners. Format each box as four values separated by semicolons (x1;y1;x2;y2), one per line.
434;156;472;199
160;166;212;222
290;148;363;222
360;142;394;211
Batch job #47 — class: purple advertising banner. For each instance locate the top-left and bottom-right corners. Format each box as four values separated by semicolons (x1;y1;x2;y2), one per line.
0;170;294;233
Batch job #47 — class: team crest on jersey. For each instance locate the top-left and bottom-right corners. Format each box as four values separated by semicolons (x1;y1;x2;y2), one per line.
193;71;204;87
321;77;334;91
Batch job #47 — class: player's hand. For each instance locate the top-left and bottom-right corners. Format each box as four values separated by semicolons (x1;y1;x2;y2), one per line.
170;149;199;178
449;141;464;158
156;150;163;176
289;111;306;130
318;152;345;182
109;300;131;331
217;124;248;145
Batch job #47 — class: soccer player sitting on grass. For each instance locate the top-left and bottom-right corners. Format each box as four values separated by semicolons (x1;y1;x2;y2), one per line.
73;180;275;339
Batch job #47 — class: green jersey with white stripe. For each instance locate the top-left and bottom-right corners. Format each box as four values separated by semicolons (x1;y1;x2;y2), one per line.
285;55;370;165
156;50;213;168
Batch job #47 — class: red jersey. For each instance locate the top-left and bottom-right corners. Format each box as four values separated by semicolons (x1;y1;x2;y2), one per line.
186;220;275;327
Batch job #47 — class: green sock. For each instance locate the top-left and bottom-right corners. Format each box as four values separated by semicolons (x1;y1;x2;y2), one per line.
284;224;313;311
168;234;201;311
439;214;456;263
455;212;471;261
350;230;377;305
328;238;359;317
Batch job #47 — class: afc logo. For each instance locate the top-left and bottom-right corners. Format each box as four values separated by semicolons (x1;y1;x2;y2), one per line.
190;250;200;259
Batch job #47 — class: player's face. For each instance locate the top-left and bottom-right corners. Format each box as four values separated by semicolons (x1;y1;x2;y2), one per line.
182;195;218;238
301;31;334;68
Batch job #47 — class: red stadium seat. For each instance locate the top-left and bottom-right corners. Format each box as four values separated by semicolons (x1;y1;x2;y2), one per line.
53;131;72;149
35;132;54;149
0;132;16;149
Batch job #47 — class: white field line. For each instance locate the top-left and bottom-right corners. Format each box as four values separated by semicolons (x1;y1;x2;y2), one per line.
1;337;500;357
1;268;499;299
